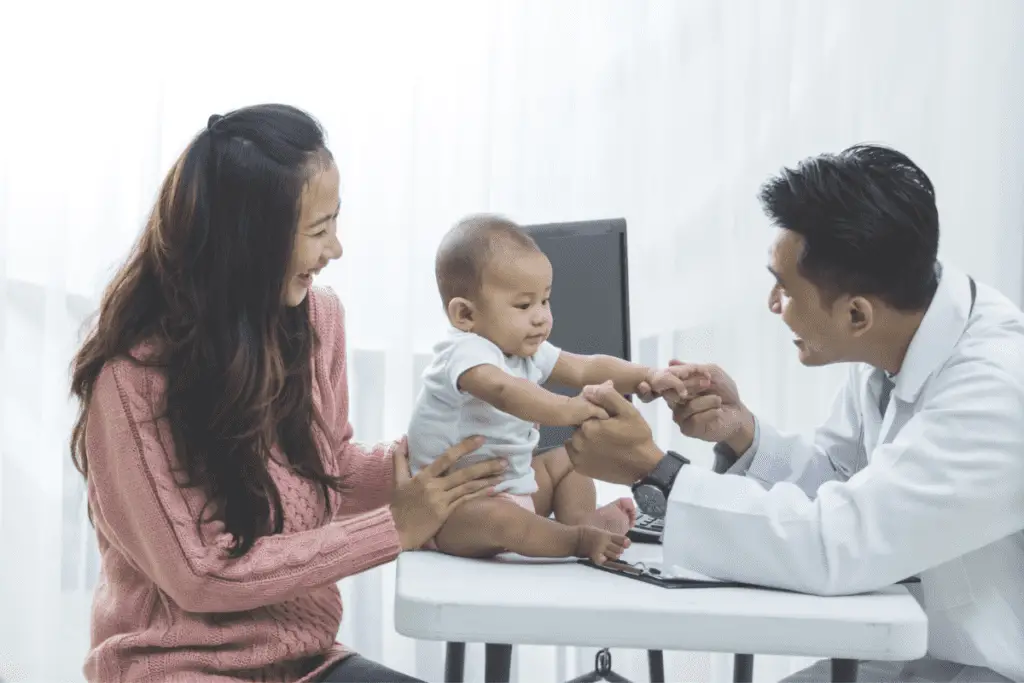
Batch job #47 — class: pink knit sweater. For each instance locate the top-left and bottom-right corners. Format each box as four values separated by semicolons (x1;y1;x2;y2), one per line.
83;288;403;682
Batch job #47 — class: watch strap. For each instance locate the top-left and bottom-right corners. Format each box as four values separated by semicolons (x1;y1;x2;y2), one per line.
647;450;688;496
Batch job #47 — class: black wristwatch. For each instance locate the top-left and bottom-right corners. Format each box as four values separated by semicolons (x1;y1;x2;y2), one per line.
631;450;689;518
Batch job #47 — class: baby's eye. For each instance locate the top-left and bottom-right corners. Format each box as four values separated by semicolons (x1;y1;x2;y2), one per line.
516;303;530;310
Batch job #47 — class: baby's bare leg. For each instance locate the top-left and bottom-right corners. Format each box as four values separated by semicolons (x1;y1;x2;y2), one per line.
433;496;628;563
532;447;595;525
534;446;637;534
532;448;598;524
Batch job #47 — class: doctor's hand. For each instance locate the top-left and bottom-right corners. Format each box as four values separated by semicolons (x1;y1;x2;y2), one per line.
671;363;755;453
564;381;664;485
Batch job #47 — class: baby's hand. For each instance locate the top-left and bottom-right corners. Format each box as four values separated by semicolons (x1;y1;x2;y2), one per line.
565;395;610;424
647;365;711;406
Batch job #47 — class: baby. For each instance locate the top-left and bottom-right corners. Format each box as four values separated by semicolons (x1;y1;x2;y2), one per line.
407;214;694;564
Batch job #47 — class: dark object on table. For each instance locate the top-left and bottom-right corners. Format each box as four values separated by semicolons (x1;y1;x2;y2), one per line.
626;512;663;544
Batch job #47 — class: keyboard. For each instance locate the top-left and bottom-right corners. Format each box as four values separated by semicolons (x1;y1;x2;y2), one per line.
626;512;664;544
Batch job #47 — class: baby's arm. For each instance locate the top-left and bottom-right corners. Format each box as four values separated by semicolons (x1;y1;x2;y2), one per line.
548;351;653;394
549;352;705;400
458;364;606;426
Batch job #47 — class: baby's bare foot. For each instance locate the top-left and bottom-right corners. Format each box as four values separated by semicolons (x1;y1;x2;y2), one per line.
574;526;630;564
583;497;637;535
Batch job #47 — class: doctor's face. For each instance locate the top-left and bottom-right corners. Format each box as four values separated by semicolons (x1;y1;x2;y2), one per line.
767;229;858;366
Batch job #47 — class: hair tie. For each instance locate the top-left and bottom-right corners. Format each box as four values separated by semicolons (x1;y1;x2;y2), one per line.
207;114;224;133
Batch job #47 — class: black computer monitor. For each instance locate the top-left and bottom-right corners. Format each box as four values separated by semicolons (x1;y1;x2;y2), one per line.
521;218;631;453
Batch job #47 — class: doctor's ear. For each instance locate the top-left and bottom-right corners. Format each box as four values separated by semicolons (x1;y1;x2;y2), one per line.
447;297;476;332
847;297;874;335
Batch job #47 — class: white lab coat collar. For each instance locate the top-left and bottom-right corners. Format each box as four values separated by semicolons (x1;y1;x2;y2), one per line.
892;264;974;405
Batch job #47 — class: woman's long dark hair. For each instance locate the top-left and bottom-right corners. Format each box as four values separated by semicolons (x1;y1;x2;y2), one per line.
70;104;344;556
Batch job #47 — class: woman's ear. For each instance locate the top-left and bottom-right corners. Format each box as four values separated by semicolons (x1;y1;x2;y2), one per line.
447;297;475;332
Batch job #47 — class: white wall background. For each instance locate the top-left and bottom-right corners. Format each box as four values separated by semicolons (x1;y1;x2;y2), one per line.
2;1;1023;681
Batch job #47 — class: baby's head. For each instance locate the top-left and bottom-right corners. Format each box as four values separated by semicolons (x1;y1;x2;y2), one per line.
436;214;553;357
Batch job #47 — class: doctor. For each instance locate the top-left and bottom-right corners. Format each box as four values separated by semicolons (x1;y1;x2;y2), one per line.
565;144;1024;683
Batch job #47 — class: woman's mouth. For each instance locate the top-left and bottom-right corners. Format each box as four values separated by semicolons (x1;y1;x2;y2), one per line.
297;270;319;285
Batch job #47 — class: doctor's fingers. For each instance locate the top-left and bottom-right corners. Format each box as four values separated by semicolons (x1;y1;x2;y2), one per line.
569;419;607;456
681;406;724;431
666;364;714;392
653;373;708;400
672;394;722;424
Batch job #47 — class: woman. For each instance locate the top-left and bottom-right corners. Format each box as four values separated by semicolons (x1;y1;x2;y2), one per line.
69;104;505;683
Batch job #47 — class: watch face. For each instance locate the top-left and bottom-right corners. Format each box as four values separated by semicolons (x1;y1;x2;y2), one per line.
634;485;667;518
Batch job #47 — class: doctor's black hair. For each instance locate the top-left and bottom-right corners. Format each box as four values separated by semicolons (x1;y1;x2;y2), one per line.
758;144;940;311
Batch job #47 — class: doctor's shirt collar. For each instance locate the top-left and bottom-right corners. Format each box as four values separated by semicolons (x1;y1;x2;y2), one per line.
890;262;974;405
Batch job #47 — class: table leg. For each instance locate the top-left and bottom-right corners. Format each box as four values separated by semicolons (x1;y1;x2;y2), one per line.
831;658;859;683
733;654;754;683
647;650;665;683
484;643;513;683
444;642;466;683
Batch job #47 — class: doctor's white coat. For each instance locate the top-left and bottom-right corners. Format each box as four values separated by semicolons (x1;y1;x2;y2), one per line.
664;266;1024;681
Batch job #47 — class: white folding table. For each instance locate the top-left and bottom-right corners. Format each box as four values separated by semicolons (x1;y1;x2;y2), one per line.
394;543;928;682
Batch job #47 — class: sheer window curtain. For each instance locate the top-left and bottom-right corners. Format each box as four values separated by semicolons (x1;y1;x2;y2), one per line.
2;1;1023;681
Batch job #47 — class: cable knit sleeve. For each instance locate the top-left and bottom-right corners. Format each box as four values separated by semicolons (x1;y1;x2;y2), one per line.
335;432;401;516
313;287;401;517
85;361;402;615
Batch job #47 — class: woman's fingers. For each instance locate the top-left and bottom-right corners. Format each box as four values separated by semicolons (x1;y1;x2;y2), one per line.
439;457;507;491
446;477;501;505
448;481;502;511
422;435;485;477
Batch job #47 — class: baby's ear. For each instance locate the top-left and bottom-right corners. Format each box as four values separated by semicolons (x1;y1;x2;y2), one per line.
447;297;476;331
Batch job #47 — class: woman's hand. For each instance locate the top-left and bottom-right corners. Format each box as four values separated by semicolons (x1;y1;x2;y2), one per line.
390;436;506;550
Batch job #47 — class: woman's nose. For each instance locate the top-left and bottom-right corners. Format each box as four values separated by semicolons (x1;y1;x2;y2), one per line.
327;235;343;261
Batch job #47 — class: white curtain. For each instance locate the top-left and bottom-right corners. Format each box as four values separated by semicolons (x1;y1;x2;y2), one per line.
3;1;1024;681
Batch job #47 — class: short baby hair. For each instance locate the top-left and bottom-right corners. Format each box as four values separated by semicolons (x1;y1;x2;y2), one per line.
435;214;540;307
